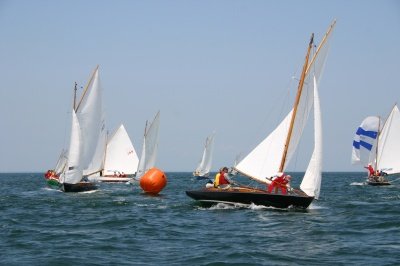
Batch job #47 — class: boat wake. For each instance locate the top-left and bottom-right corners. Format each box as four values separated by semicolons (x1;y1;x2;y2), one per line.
350;182;365;186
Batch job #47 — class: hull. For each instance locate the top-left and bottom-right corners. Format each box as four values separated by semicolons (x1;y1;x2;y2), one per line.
366;180;391;186
366;176;391;186
62;182;98;192
193;172;210;178
89;176;131;183
46;178;60;189
186;187;314;209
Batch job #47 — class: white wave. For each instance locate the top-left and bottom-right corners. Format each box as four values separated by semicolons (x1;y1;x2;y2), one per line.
350;182;365;186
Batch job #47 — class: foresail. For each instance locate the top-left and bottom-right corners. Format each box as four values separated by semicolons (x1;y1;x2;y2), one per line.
377;105;400;174
301;76;322;199
351;116;379;165
235;111;292;183
103;124;139;175
63;110;83;184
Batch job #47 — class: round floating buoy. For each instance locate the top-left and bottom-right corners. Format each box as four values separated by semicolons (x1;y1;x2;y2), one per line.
140;167;167;194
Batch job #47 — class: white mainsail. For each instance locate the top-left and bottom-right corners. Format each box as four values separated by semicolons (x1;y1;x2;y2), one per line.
235;21;335;186
103;124;139;176
377;105;400;175
194;132;215;176
75;67;106;177
61;110;83;184
351;116;380;166
136;111;160;178
301;76;322;199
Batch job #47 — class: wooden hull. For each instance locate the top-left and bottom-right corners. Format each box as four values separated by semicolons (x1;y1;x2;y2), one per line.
62;182;98;192
186;187;314;209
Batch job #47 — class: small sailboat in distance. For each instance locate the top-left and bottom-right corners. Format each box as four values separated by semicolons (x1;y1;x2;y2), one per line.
352;104;400;186
186;20;336;209
193;132;215;178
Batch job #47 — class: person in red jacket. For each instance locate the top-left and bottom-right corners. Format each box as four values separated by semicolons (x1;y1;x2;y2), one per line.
364;164;374;177
268;173;291;195
217;167;231;188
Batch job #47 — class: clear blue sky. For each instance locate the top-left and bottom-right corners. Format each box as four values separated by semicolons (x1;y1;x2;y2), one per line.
1;0;399;172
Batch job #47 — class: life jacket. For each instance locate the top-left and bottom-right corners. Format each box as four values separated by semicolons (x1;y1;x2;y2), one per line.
218;172;230;185
213;173;220;188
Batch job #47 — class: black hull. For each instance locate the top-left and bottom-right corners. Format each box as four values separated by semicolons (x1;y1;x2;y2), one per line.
62;182;98;192
366;181;391;186
186;189;314;209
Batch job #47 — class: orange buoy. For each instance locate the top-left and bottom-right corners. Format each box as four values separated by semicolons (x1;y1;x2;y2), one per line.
139;167;167;194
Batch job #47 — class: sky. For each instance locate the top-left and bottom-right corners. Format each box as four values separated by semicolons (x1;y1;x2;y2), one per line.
0;0;399;173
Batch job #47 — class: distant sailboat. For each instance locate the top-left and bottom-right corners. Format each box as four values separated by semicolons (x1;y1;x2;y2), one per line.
135;111;161;179
59;66;105;192
88;124;139;182
352;105;400;185
186;21;335;209
193;132;215;178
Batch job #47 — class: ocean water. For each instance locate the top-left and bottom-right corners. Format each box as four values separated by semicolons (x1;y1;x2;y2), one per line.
0;172;399;265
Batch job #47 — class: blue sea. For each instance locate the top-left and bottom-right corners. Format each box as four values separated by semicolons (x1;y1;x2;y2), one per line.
1;172;399;265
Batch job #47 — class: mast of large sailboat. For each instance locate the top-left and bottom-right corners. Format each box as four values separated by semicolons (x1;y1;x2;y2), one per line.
73;82;78;111
278;34;314;172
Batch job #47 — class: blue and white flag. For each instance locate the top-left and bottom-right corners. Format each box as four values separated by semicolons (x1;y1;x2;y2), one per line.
351;116;380;165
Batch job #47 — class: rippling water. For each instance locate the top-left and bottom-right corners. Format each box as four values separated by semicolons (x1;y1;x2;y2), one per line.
1;172;399;265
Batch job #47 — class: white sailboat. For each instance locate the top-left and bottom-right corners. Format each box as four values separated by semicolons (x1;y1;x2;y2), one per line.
60;66;104;192
186;21;335;208
193;132;215;178
135;111;161;179
89;124;139;182
352;105;400;185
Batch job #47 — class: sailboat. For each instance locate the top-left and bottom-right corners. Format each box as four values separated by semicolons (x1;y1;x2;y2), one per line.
88;124;139;182
186;21;335;209
44;149;68;188
135;111;161;180
59;66;105;192
193;132;215;178
352;105;400;186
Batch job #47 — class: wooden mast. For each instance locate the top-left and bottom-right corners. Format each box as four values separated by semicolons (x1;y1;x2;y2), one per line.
73;82;78;111
75;65;99;112
278;34;314;172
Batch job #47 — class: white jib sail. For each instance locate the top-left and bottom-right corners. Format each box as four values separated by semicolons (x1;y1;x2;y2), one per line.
377;105;400;174
54;149;68;175
62;110;83;184
136;111;160;178
351;116;380;165
75;67;106;176
103;124;139;175
301;76;322;198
